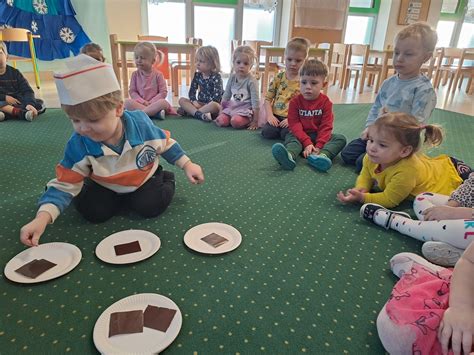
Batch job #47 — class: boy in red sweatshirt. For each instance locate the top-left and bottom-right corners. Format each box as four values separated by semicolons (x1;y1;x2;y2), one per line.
272;59;346;172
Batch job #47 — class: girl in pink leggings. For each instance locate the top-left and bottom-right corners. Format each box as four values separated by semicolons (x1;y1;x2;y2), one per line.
215;45;260;130
124;42;172;120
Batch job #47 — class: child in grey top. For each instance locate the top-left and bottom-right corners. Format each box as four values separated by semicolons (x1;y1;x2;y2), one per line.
215;45;260;130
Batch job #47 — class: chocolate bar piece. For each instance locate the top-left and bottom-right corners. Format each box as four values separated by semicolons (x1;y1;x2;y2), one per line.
14;259;57;279
143;305;177;332
114;240;142;256
201;233;229;248
108;310;143;337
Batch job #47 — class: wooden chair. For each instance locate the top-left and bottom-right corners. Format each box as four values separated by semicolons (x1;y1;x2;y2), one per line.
137;35;168;42
0;28;41;88
316;43;333;73
243;40;273;80
420;48;442;82
344;44;383;93
231;39;241;54
433;47;464;89
171;37;202;96
329;43;349;89
440;48;474;96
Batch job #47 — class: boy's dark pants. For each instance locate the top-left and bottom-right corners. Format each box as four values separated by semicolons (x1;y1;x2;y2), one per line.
74;166;175;223
284;132;347;160
261;115;289;140
341;138;367;173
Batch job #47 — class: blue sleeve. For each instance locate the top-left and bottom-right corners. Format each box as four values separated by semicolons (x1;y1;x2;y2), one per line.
210;73;224;103
161;142;186;165
38;186;74;214
188;73;199;102
411;86;436;124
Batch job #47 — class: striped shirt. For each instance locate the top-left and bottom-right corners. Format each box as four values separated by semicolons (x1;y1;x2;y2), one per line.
38;110;190;222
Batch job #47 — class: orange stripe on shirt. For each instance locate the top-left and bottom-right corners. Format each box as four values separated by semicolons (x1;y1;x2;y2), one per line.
56;164;85;184
91;166;153;187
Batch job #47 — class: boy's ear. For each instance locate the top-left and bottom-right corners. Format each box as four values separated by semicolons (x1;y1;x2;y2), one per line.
116;102;124;117
400;145;413;158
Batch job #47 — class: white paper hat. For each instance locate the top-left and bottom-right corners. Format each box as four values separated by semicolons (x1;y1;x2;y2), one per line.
54;54;121;105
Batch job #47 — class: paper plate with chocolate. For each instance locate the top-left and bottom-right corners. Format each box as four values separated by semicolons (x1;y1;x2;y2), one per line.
95;230;161;265
4;242;81;284
183;222;242;254
93;293;182;354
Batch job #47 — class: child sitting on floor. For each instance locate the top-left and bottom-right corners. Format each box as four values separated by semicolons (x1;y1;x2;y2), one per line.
377;243;474;354
360;171;473;267
260;37;309;139
0;41;45;122
124;42;172;120
215;45;259;130
177;45;223;121
19;55;204;247
80;42;105;62
271;59;346;172
337;112;467;208
341;22;438;172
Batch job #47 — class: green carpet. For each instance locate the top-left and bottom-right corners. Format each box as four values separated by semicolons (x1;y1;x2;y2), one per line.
0;105;472;354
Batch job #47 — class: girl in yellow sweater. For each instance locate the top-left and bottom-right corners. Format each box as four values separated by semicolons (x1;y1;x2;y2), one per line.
337;112;470;208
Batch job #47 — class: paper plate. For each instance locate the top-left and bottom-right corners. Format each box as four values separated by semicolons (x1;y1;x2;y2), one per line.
93;293;182;354
95;230;161;265
183;222;242;254
4;242;82;284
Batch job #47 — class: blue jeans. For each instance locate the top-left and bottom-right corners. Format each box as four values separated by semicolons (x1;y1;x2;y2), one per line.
341;138;367;173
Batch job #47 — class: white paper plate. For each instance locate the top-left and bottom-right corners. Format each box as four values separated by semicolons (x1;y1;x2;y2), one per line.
93;293;182;354
95;230;161;265
4;242;82;284
183;222;242;254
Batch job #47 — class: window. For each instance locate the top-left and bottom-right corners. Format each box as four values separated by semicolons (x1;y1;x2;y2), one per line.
349;0;374;8
441;0;461;13
345;0;379;45
436;20;456;47
437;0;470;47
147;0;186;43
242;5;275;42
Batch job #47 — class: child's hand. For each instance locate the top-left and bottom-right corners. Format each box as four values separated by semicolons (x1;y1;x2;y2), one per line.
247;120;259;130
143;100;150;106
303;145;317;158
423;206;472;221
279;119;289;128
337;188;366;204
6;95;20;105
267;115;279;127
183;162;205;184
19;212;51;247
438;306;474;355
360;128;369;140
25;104;38;117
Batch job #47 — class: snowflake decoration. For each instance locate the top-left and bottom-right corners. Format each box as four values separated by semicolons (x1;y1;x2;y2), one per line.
7;0;14;7
59;27;76;44
33;0;48;15
31;21;38;33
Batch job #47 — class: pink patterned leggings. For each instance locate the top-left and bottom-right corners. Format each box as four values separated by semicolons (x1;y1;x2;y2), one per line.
214;113;250;129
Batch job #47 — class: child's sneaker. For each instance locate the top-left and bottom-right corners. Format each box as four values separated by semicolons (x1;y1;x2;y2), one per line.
23;110;35;122
360;203;411;229
158;109;166;120
307;153;332;172
421;241;463;267
272;143;296;170
177;107;186;116
0;112;5;122
390;252;444;278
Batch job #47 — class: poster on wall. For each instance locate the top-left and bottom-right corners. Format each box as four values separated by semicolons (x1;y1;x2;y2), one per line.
294;0;349;30
398;0;431;25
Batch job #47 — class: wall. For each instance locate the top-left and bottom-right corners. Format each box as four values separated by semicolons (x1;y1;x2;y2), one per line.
375;0;443;50
105;0;143;40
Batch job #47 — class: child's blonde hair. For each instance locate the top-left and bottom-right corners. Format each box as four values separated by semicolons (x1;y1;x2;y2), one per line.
395;22;438;54
285;37;310;57
299;59;328;78
196;45;221;73
372;112;443;156
0;41;8;55
62;91;123;118
80;43;105;62
232;45;256;68
134;42;165;66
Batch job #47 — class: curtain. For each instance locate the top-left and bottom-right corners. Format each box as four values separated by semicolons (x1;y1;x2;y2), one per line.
294;0;349;30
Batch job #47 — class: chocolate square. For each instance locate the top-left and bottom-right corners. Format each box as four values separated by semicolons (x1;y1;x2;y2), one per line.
14;259;57;279
143;305;177;332
114;240;142;256
108;310;144;337
201;233;229;248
